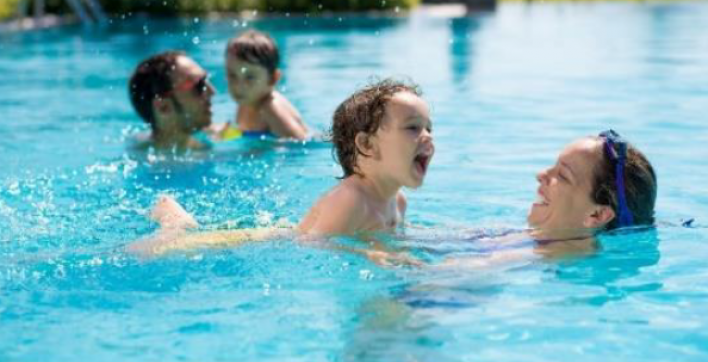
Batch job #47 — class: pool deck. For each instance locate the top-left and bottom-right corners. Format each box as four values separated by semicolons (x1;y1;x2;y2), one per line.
0;14;76;32
415;4;471;17
0;4;476;33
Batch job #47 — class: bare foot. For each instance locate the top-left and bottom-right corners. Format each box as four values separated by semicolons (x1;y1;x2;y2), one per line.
149;195;199;230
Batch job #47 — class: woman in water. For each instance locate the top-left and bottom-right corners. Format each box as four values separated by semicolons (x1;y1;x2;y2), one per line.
439;130;657;268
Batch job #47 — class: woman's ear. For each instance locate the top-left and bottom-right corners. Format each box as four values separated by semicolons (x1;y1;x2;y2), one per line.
355;132;376;158
584;205;615;229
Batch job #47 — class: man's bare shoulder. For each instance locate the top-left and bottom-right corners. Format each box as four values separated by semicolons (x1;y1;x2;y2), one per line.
128;132;154;151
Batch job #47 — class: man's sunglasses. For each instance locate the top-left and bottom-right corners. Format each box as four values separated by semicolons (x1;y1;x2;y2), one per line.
161;74;210;98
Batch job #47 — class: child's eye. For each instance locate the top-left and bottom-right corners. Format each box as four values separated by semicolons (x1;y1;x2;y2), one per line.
406;125;420;131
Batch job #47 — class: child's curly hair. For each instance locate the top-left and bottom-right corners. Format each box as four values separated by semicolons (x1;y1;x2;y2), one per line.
331;78;421;178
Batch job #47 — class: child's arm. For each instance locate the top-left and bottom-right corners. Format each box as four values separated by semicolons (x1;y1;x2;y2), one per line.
261;94;308;140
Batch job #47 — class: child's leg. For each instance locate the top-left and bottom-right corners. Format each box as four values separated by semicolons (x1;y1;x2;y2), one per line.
150;195;199;230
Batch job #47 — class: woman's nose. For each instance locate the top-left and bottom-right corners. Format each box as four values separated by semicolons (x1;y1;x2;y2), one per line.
537;169;549;184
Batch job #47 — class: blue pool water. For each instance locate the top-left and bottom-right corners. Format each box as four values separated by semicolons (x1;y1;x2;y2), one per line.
2;2;708;361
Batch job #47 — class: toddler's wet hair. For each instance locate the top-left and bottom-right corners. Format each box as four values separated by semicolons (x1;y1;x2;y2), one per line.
331;78;421;178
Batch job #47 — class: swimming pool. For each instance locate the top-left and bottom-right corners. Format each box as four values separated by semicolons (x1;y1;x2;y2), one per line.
1;2;707;361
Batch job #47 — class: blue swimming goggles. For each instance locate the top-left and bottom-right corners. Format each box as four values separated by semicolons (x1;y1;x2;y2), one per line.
599;130;634;227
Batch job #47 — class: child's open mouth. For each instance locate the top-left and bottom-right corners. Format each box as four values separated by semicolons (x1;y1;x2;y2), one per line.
413;153;431;178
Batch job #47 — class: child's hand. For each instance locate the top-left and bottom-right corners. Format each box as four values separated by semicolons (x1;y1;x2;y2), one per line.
364;250;424;268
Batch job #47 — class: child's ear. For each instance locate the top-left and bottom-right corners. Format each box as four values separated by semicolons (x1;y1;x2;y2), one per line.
355;132;376;157
270;70;281;85
583;205;615;229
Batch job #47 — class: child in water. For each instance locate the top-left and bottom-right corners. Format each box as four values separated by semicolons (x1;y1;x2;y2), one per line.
219;30;308;140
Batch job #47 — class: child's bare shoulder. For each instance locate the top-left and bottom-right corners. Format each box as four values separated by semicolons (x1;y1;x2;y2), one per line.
298;180;369;235
312;181;368;218
262;92;299;117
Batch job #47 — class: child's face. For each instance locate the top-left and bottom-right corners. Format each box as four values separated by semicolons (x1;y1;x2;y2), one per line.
226;55;275;106
370;92;435;189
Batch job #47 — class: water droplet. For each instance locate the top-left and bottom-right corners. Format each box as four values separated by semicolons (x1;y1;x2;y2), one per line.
192;36;200;45
359;269;374;280
232;20;239;27
193;17;199;24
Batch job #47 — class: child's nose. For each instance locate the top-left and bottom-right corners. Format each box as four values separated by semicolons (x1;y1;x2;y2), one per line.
422;128;433;142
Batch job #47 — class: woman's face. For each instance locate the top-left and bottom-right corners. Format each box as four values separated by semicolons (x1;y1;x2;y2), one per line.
527;138;611;233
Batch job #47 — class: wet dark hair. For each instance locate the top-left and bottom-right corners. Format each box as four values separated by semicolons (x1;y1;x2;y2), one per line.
226;30;280;76
331;78;421;178
592;138;657;230
128;51;184;132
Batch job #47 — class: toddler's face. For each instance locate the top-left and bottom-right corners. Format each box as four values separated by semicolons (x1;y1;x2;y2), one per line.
226;55;274;105
372;92;435;189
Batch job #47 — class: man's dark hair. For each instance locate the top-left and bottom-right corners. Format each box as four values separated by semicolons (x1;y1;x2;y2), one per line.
226;30;280;76
331;78;421;178
592;140;657;230
128;51;184;131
